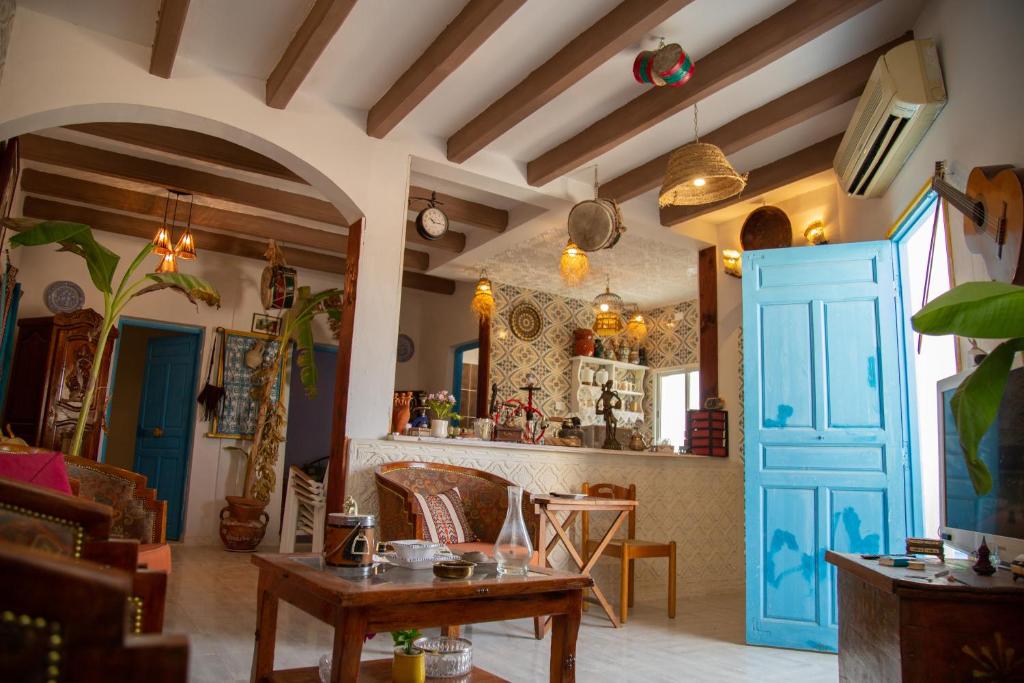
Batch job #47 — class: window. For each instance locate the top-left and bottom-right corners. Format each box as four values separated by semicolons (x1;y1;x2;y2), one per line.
655;368;700;449
452;343;479;416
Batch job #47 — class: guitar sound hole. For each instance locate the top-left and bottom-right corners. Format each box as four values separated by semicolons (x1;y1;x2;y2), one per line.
972;201;986;231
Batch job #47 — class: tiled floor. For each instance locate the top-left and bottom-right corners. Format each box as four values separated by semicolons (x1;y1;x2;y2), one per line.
166;545;837;682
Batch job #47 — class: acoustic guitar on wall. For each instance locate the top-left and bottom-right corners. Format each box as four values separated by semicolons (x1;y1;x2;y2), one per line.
931;161;1024;285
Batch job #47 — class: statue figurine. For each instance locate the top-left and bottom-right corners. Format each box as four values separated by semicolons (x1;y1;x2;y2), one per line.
595;379;623;450
973;537;996;576
342;496;358;515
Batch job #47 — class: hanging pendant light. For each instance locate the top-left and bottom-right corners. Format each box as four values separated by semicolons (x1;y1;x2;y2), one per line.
155;251;178;273
559;239;589;286
592;277;624;337
471;271;495;320
659;103;746;207
625;306;648;343
152;190;177;255
173;193;197;260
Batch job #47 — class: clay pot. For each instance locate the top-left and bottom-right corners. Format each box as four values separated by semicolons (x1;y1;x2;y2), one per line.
219;495;270;552
573;328;595;357
392;391;412;434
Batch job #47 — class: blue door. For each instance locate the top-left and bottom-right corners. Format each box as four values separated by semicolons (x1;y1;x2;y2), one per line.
133;334;199;540
743;241;909;652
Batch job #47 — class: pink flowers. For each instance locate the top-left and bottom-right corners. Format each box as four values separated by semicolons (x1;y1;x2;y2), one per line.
425;390;459;421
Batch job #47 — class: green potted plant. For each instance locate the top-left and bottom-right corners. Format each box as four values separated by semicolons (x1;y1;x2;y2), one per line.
425;390;459;438
8;221;220;457
219;286;342;551
390;629;424;683
912;281;1024;495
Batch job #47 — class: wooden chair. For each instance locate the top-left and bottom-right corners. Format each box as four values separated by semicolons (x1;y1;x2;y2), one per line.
0;475;168;633
581;482;676;624
0;541;188;682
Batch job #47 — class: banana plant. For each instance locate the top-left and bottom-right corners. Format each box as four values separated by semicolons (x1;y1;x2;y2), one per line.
243;285;342;502
912;281;1024;496
10;221;220;457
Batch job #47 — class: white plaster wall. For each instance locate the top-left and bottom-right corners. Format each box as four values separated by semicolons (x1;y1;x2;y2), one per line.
395;282;478;394
8;225;342;545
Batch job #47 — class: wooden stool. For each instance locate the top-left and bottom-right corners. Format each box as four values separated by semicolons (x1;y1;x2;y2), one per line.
581;482;676;623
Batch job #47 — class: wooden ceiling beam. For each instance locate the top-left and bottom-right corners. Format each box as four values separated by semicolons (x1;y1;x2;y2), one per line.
659;133;842;226
405;220;466;253
150;0;190;78
64;123;307;184
19;134;347;227
20;197;448;293
601;31;911;203
526;0;882;187
409;185;507;232
18;169;429;272
367;0;527;139
266;0;358;109
446;0;693;163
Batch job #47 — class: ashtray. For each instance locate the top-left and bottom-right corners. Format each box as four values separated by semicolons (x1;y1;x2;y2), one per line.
459;551;491;564
433;560;476;579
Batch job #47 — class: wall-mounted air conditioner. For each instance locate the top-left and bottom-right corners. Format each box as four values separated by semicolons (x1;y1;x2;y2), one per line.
834;38;946;198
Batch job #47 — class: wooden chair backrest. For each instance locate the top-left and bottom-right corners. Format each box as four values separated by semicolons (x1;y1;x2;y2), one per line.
0;475;113;558
582;482;637;542
64;455;168;544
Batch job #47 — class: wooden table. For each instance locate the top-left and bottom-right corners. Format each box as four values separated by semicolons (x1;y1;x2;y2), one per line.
249;553;592;683
827;551;1024;681
533;495;638;636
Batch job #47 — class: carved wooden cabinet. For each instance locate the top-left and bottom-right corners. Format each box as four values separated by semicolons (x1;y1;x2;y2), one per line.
1;309;117;458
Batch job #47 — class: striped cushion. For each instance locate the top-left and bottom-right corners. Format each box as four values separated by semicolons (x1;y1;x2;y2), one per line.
413;487;478;544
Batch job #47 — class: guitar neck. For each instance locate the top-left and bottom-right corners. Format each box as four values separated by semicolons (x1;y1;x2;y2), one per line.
932;175;986;230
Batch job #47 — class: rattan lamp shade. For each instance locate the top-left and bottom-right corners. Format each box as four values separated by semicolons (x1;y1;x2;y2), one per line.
592;284;624;337
658;142;747;207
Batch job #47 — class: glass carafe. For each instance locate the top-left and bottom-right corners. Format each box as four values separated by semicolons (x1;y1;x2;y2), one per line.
494;486;533;576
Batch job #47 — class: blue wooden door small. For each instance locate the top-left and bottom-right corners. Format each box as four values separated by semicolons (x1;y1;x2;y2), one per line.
743;240;908;652
133;334;198;540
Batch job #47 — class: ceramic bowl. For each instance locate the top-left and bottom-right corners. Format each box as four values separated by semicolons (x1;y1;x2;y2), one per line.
432;560;476;579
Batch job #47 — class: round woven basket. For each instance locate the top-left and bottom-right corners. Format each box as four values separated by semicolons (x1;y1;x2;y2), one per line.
658;142;747;207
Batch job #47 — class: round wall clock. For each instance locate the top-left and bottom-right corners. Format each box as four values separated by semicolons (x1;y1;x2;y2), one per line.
509;302;542;341
44;280;85;314
415;206;449;241
397;334;415;363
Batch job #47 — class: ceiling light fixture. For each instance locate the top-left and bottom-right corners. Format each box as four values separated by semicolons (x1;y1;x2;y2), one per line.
659;103;747;207
625;306;648;343
153;190;199;265
592;277;624;337
559;239;589;286
471;271;495;321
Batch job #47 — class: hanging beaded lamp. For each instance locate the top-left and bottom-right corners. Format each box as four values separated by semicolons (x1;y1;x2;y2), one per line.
659;103;747;207
470;271;495;320
592;277;624;337
559;239;589;285
625;306;648;342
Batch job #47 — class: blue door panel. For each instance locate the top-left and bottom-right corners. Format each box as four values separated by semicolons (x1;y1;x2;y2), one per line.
744;241;908;652
133;334;198;540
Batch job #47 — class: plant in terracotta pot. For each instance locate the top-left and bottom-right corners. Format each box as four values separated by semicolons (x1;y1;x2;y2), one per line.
219;286;342;551
8;220;220;456
391;629;424;683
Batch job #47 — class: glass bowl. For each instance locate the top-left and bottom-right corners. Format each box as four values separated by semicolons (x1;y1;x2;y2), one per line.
412;636;473;678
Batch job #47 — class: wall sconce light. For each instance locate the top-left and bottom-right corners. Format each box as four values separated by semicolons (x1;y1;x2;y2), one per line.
804;220;828;245
722;249;742;278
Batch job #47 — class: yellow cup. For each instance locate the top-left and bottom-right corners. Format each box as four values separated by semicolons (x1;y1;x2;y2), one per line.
391;649;425;683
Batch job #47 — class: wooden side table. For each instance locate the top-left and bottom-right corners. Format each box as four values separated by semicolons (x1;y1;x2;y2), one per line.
533;495;638;638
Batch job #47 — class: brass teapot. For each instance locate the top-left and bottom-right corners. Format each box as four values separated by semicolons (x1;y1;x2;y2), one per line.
628;427;650;452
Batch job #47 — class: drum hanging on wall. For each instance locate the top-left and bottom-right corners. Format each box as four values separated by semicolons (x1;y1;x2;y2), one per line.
567;198;626;252
260;265;297;310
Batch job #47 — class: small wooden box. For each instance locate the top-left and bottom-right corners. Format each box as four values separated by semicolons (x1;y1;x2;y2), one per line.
686;409;728;457
494;425;524;443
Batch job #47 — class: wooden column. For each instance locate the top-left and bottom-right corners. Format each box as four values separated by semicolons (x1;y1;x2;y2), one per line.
698;246;719;405
476;316;491;418
325;218;362;513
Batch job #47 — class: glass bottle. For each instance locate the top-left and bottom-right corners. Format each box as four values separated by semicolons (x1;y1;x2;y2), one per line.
494;486;533;576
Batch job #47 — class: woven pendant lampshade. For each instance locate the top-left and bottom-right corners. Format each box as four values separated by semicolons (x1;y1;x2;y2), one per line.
625;308;648;343
471;273;495;320
659;104;746;207
592;279;624;337
559;239;589;285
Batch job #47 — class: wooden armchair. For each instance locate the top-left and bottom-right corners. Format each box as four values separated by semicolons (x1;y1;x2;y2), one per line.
0;475;167;633
0;541;188;682
64;455;171;573
375;461;539;550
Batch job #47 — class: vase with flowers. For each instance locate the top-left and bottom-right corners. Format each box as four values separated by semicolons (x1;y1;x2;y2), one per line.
425;390;459;438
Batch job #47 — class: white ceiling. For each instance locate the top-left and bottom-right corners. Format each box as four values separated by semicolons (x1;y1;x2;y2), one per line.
18;0;927;301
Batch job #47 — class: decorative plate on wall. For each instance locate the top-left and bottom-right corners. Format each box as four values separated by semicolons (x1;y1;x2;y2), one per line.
509;302;543;341
44;280;85;314
397;334;415;363
740;206;792;250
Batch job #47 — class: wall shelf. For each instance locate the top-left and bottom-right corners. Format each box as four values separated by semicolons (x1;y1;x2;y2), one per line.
570;356;647;427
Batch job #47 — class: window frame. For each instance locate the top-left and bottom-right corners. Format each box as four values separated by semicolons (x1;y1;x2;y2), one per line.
652;363;700;447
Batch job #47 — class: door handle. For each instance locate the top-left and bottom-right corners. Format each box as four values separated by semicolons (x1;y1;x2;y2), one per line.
152;427;164;438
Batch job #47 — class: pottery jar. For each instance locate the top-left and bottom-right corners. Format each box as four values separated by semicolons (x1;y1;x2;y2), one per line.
573;328;595;357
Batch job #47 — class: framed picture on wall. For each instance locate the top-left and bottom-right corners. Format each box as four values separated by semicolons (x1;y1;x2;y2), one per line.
206;328;286;439
251;312;281;336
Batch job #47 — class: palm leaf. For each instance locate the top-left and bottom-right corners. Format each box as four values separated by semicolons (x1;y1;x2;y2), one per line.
135;272;222;308
9;221;119;293
912;281;1024;339
284;287;343;397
